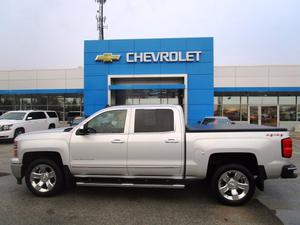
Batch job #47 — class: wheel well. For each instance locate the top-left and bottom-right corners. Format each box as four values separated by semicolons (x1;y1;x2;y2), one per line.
15;127;25;132
22;152;63;175
207;153;259;179
49;123;55;127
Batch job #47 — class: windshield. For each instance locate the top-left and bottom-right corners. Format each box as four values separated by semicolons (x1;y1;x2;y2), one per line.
0;112;26;120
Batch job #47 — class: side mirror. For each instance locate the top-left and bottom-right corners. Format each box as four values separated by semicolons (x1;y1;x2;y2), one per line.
198;120;202;124
26;117;32;120
76;125;88;135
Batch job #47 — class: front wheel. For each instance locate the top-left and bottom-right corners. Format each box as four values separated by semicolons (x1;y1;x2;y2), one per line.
25;158;63;197
211;164;255;206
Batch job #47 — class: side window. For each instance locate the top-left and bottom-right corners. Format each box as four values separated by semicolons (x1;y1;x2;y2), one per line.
27;112;46;120
134;109;174;133
27;112;37;120
47;112;58;118
36;112;46;119
86;110;127;133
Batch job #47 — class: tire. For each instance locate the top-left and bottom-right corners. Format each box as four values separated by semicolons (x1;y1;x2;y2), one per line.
48;124;55;129
13;128;24;139
211;164;255;206
25;158;64;197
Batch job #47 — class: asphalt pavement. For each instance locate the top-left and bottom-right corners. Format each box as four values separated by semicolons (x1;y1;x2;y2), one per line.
0;139;296;225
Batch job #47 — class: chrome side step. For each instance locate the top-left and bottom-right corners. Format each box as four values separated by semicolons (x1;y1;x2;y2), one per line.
76;182;185;189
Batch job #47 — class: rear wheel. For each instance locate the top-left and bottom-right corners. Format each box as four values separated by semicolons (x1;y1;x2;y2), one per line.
25;158;63;196
211;164;255;206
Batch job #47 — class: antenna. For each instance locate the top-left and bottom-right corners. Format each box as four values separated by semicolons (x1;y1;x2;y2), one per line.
95;0;107;40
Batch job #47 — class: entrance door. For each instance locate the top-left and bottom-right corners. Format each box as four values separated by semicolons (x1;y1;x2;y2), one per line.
249;106;278;127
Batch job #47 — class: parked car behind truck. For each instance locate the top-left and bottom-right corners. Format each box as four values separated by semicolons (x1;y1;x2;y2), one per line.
0;110;59;140
11;105;297;205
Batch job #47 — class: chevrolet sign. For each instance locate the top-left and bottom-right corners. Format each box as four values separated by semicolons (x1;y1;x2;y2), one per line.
126;51;201;63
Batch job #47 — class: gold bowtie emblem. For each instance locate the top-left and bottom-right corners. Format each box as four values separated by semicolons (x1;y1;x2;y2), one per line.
95;53;121;63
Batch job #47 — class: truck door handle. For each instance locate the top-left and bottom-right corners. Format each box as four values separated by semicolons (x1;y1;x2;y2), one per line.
111;139;125;144
165;139;179;143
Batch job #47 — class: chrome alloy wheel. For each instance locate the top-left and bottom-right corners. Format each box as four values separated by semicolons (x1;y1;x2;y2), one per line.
218;170;249;201
30;164;57;193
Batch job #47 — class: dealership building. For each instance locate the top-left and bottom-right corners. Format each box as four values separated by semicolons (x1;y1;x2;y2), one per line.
1;37;300;129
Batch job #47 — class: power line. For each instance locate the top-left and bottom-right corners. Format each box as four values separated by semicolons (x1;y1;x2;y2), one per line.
95;0;106;40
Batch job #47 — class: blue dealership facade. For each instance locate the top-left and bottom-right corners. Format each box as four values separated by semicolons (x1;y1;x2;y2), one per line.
84;37;214;124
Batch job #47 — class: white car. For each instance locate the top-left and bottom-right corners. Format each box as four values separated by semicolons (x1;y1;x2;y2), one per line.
0;110;59;140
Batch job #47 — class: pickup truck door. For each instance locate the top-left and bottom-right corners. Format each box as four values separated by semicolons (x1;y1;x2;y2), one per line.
127;108;183;177
69;109;130;176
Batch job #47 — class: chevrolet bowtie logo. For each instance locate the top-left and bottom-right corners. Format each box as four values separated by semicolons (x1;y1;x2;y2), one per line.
95;53;121;63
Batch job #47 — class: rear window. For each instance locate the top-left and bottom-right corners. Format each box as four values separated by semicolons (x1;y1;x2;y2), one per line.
47;111;58;118
134;109;174;133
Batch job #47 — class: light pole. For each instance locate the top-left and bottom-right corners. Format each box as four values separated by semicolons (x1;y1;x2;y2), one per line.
95;0;106;40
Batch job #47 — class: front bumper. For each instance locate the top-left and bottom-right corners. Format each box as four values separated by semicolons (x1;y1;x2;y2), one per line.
0;130;14;139
281;164;298;178
10;158;23;184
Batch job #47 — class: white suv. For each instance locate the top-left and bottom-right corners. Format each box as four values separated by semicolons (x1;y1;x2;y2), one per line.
0;110;59;140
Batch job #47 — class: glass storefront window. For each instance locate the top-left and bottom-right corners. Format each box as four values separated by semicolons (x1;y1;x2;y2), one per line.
249;96;277;105
223;96;240;105
279;96;296;105
280;105;296;121
32;95;47;105
223;105;240;121
214;105;222;116
241;97;248;104
241;105;248;121
214;97;222;105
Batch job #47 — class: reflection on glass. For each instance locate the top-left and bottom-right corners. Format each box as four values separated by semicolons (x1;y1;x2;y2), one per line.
223;105;240;121
261;106;277;126
250;106;259;125
280;105;296;121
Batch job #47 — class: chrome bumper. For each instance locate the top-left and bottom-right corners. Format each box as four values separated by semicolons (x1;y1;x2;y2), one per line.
10;158;23;184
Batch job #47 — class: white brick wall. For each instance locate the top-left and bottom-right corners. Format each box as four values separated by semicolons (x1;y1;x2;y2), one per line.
0;65;300;90
215;65;300;88
0;68;83;90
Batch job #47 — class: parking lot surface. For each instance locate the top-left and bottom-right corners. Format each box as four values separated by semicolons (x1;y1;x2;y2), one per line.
0;139;298;225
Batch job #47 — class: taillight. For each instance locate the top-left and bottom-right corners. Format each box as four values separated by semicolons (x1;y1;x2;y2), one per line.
281;137;292;158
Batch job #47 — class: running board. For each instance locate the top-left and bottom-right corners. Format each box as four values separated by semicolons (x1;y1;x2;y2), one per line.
76;182;185;189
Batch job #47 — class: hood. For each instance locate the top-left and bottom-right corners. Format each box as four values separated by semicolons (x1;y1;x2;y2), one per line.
16;127;73;141
0;119;20;125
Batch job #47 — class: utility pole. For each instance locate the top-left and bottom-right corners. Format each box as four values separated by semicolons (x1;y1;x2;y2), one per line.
95;0;106;40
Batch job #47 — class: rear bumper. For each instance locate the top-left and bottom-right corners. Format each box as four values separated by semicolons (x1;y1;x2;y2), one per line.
281;164;298;178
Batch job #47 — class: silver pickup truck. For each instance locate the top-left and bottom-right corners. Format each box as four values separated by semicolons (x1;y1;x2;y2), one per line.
10;105;297;205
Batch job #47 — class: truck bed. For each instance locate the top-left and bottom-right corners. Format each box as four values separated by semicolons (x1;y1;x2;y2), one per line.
186;124;288;132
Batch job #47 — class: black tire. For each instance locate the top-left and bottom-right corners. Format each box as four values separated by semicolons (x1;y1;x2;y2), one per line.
25;158;64;197
211;164;255;206
13;128;24;139
48;124;55;129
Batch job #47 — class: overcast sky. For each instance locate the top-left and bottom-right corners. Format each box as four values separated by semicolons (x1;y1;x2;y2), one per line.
0;0;300;70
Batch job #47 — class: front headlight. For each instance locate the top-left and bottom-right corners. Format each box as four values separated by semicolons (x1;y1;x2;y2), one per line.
1;124;13;131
